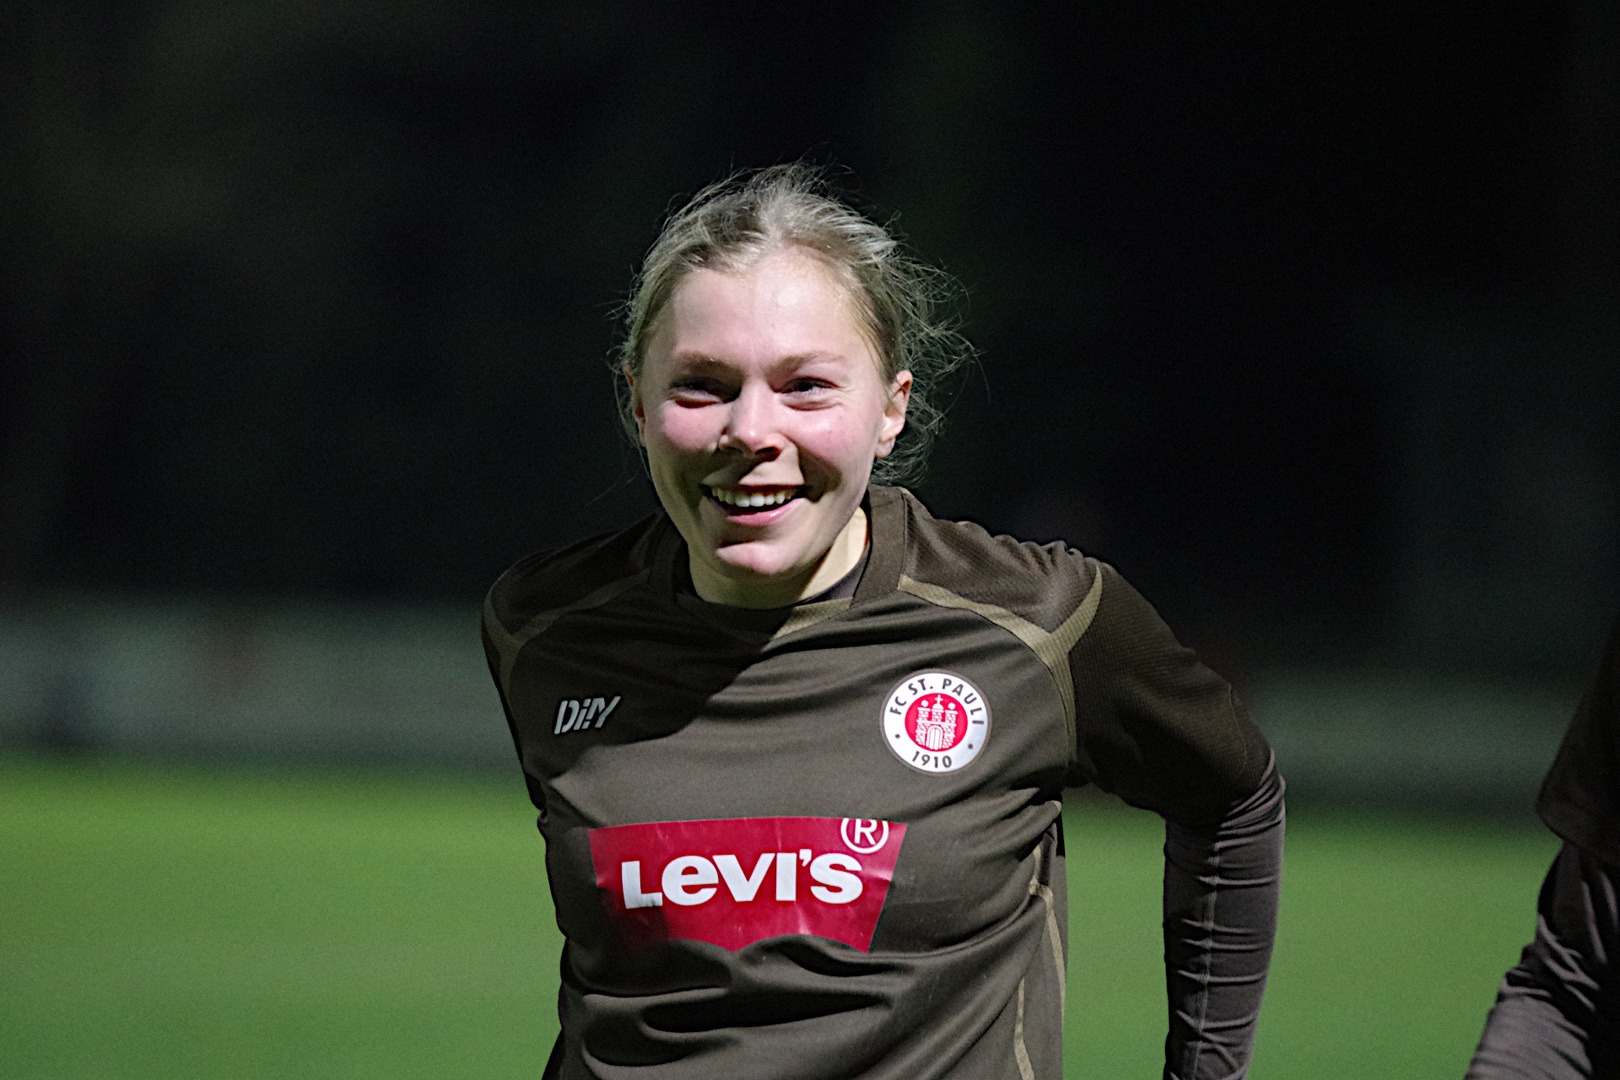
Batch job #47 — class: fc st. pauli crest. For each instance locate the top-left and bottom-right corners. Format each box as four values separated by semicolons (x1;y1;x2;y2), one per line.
882;670;991;774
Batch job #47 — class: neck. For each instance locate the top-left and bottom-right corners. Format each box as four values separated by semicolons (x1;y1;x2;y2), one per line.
689;506;869;609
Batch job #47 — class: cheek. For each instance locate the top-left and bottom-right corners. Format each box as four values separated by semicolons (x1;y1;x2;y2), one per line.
794;410;885;473
646;404;716;457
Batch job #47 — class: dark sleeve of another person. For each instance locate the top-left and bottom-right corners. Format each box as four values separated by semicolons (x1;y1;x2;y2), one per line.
1467;615;1620;1078
1538;617;1620;870
1467;843;1620;1079
1068;563;1283;1080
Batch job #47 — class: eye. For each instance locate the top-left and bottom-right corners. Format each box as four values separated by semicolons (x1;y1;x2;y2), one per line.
668;377;731;404
783;377;834;397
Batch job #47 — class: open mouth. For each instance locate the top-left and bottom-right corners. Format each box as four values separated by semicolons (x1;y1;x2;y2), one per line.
704;485;804;514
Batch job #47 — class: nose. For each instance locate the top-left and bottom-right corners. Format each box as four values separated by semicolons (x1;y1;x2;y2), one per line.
717;383;782;460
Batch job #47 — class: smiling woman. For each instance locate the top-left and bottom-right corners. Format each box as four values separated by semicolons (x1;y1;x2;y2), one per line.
616;167;967;611
481;165;1285;1080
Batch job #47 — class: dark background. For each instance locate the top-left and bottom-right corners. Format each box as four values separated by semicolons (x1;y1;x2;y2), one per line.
3;0;1616;678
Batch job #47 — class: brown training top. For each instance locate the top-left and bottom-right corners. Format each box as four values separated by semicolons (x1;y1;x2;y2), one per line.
483;485;1275;1079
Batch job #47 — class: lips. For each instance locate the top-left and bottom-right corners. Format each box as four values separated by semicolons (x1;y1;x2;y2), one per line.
704;485;804;517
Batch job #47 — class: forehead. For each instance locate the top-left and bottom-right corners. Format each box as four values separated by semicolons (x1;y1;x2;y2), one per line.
652;248;873;368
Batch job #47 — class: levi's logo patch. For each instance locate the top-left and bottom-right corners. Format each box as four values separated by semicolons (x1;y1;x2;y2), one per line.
588;816;906;953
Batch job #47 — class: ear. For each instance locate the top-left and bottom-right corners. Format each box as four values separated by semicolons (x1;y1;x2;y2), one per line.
874;370;913;459
624;364;647;443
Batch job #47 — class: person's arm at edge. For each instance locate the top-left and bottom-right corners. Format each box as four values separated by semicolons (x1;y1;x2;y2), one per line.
1466;842;1620;1079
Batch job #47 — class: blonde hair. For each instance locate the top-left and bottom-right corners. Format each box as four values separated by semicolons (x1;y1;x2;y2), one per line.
616;164;972;484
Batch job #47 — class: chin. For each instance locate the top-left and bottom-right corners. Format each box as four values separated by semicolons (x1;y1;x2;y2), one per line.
713;547;800;581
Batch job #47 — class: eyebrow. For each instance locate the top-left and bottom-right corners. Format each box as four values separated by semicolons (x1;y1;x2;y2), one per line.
664;353;727;372
666;351;851;372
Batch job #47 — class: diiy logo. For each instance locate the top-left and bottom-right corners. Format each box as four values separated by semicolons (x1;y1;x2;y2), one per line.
554;695;620;735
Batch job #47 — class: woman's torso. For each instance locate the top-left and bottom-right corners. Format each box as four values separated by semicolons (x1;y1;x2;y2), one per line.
483;487;1097;1078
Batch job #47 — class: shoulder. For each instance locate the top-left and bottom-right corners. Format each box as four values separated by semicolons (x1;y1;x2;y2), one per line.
484;512;665;637
1538;614;1620;864
880;486;1100;634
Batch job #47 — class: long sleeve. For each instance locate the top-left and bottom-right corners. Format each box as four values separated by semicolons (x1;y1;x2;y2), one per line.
1467;843;1620;1079
1162;759;1285;1080
1063;560;1282;1076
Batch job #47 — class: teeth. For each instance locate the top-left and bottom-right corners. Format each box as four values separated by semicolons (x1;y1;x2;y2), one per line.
710;487;794;509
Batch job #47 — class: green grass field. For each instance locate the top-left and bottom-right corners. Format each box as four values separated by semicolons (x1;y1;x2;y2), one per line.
1;756;1557;1078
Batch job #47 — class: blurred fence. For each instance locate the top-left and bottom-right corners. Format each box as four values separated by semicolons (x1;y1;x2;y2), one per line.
1249;673;1573;814
0;597;1580;813
0;596;510;769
